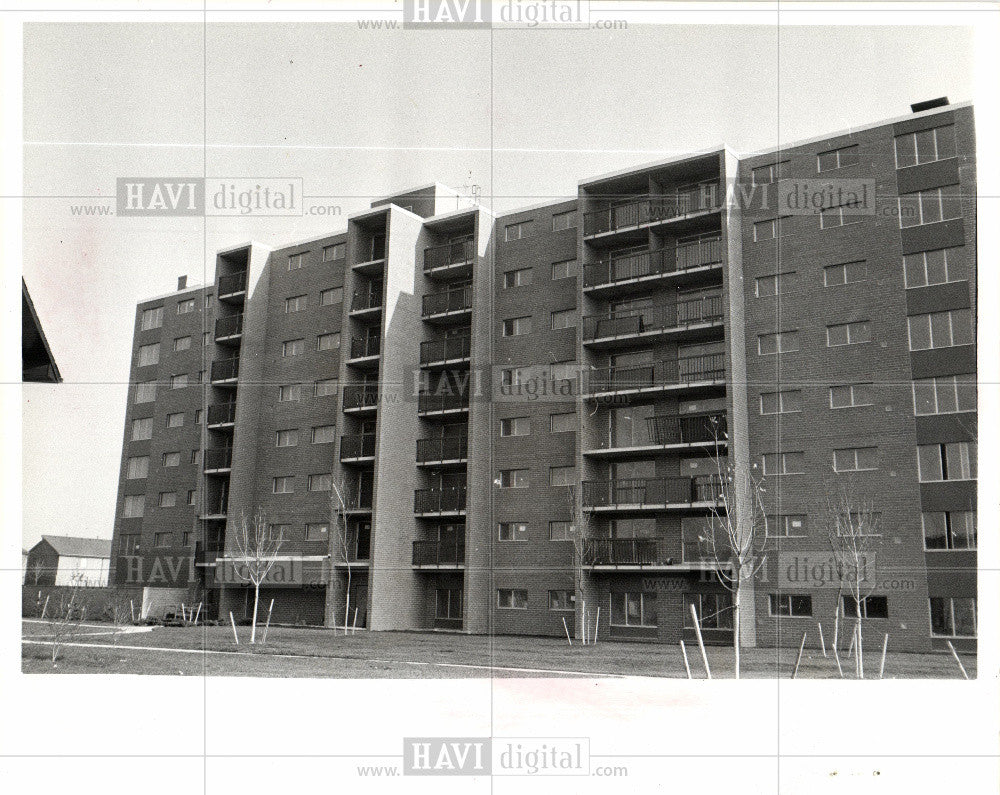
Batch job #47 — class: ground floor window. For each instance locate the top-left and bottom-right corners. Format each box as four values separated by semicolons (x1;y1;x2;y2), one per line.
548;590;576;611
497;588;528;609
435;588;462;620
930;597;977;638
610;591;657;627
769;593;813;617
684;593;733;629
841;595;888;619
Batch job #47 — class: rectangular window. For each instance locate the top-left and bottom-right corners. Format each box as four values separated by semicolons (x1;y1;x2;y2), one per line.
312;425;337;444
162;451;180;467
187;491;196;506
898;186;962;228
751;160;789;185
282;339;305;357
140;306;163;330
499;469;529;488
912;375;976;415
548;590;576;611
550;412;575;433
153;532;172;547
497;588;529;609
436;588;463;620
830;383;874;409
758;331;799;355
165;412;184;428
276;429;298;448
769;594;813;617
126;456;149;479
119;534;141;554
552;209;577;231
612;592;658;627
903;247;969;288
549;520;574;540
753;217;790;241
503;268;532;288
308;474;333;492
278;384;301;402
817;144;860;172
922;511;977;550
552;259;577;280
551;309;576;330
498;522;528;541
285;295;307;313
826;320;871;347
819;205;863;229
833;447;878;472
549;466;575;487
317;332;340;351
137;343;160;367
314;378;338;397
499;416;529;437
323;242;346;261
273;476;294;494
502;316;532;337
177;298;195;314
190;449;201;465
158;492;177;508
320;287;343;306
204;294;212;309
504;221;532;242
917;442;976;482
823;260;868;286
769;514;807;537
762;451;805;475
842;595;888;620
755;272;792;297
203;331;211;347
894;125;956;168
930;596;977;637
500;367;527;388
907;309;973;351
135;381;157;404
288;253;306;270
173;336;191;352
170;373;187;389
123;495;145;518
760;389;802;415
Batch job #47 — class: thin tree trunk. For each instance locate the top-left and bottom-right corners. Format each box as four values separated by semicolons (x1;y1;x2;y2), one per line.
733;588;741;680
250;584;261;644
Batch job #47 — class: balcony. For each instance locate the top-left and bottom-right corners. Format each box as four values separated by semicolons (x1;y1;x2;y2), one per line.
210;357;239;385
583;236;722;292
582;476;722;511
417;393;470;417
203;447;233;474
587;353;726;397
340;433;376;463
412;539;466;568
206;401;237;428
194;543;223;567
345;489;374;513
416;435;468;465
343;383;379;413
414;486;467;516
420;335;471;367
582;184;720;238
422;285;473;322
348;336;381;364
583;295;724;347
351;289;382;316
582;538;722;571
214;314;243;342
424;238;475;278
217;270;247;301
585;412;727;458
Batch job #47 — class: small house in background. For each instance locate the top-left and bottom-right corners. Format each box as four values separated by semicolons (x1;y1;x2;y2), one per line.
25;536;110;587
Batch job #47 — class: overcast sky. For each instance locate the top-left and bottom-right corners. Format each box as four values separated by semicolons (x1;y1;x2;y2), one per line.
21;22;975;549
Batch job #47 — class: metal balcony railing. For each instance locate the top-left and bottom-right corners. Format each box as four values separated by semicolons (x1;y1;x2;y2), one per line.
582;184;720;237
351;289;382;312
646;412;727;446
422;286;473;317
340;433;376;460
350;336;381;359
583;538;678;567
587;353;725;394
342;383;379;411
207;402;237;426
582;475;722;508
583;236;722;288
414;486;467;514
420;335;471;364
217;270;247;297
583;295;723;341
203;447;233;471
416;435;469;463
210;357;239;382
417;393;469;414
412;539;466;566
214;314;243;339
194;543;223;565
424;238;475;271
345;488;374;511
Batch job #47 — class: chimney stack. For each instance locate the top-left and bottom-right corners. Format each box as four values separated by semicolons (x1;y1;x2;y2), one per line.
177;275;187;291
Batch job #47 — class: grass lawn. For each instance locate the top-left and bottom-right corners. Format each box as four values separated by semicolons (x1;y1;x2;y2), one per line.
22;620;975;679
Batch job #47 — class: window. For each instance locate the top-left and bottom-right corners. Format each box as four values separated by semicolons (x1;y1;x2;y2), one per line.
130;418;152;440
549;520;574;540
177;298;195;314
683;593;731;629
548;590;576;611
138;343;160;367
282;339;305;357
499;417;529;437
166;412;184;428
826;320;871;347
817;144;860;172
305;522;329;541
753;216;791;241
552;259;577;280
842;595;888;620
317;332;340;351
894;125;956;168
288;253;306;271
268;524;291;542
497;589;528;609
314;378;338;397
278;384;301;402
549;466;575;487
550;361;577;383
126;456;149;479
499;469;529;488
273;476;294;494
500;367;528;388
153;532;172;547
173;336;191;352
135;381;157;404
140;306;163;330
819;205;862;229
758;331;799;355
190;449;201;465
312;425;337;444
308;474;332;492
276;429;298;447
550;412;575;433
502;316;532;336
195;409;203;424
162;451;180;468
907;309;973;351
833;447;878;472
320;287;343;306
917;442;976;482
119;534;141;554
504;220;532;242
503;268;532;288
930;597;977;637
923;511;976;550
755;272;792;297
762;451;805;475
551;309;576;330
769;514;807;538
436;588;463;620
898;186;962;228
760;389;802;415
903;247;969;288
751;160;789;185
170;373;188;390
323;242;346;261
285;295;307;313
158;492;177;508
187;491;196;506
912;375;976;415
769;594;813;617
204;294;212;309
552;210;577;231
498;522;528;541
823;260;867;286
612;592;657;627
122;495;145;518
830;383;874;409
203;331;211;347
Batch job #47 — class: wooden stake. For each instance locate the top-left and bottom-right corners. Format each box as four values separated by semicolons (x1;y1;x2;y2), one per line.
680;641;692;679
41;595;50;620
561;617;573;646
817;622;827;657
181;603;186;623
193;603;202;626
581;600;587;645
130;599;135;623
832;612;844;678
879;633;889;679
792;631;808;679
689;603;711;679
261;598;275;644
593;607;600;646
229;611;240;645
352;607;359;634
946;640;969;680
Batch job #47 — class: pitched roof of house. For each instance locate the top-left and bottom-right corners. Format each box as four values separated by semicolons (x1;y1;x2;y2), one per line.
37;536;110;559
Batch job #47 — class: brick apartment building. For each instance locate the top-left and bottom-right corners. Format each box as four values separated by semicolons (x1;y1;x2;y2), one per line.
110;99;977;653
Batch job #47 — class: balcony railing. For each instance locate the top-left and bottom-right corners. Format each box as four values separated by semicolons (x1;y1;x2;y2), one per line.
343;383;379;411
646;412;727;446
417;393;469;414
424;238;475;272
583;295;723;341
194;543;223;566
416;435;469;463
420;335;471;364
582;184;720;237
422;286;473;317
350;336;381;359
588;353;725;394
583;237;722;288
352;290;382;312
582;476;721;508
217;270;247;297
583;538;679;567
340;433;376;460
412;539;466;566
207;402;237;426
346;489;374;511
214;314;244;339
210;357;239;382
414;486;467;514
203;447;233;471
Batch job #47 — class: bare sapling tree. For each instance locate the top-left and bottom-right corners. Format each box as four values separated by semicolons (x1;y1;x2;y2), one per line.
105;589;133;646
48;591;83;665
702;422;769;679
230;509;284;644
562;483;592;644
329;473;357;635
